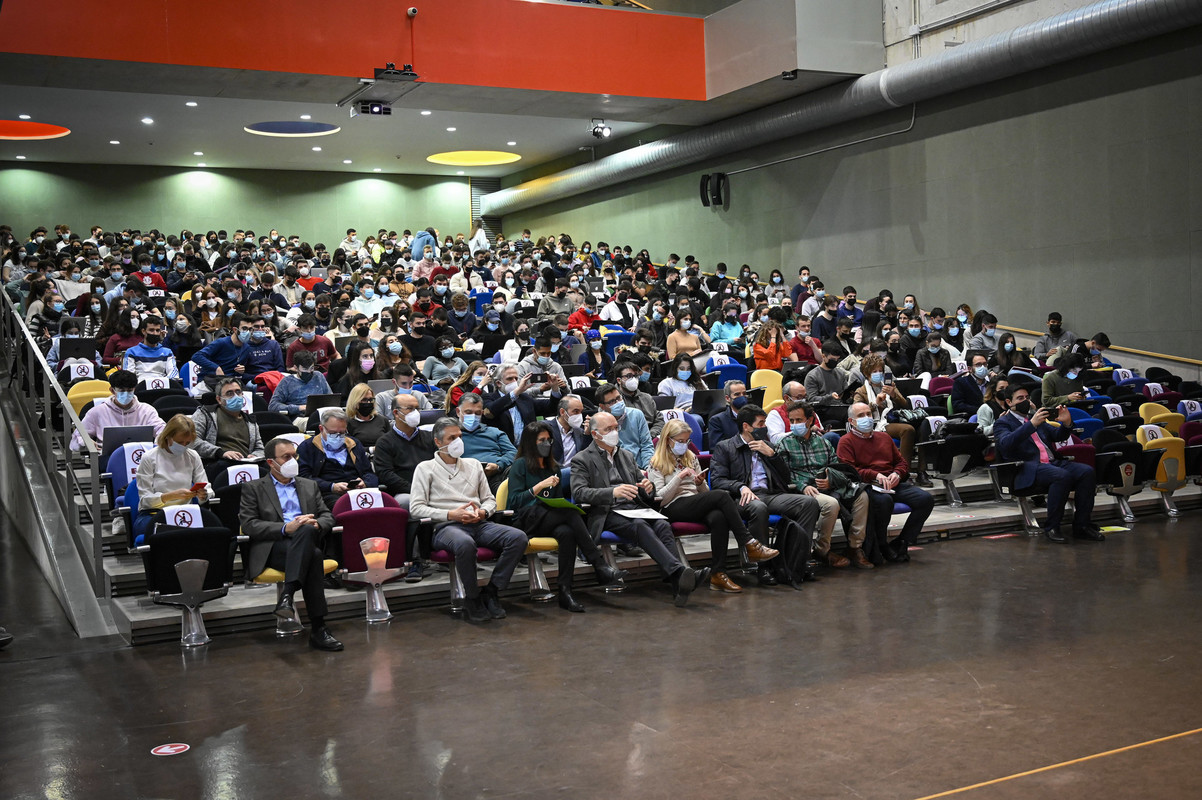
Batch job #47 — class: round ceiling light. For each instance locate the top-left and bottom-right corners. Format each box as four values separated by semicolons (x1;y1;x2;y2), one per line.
426;150;521;167
0;120;71;140
243;121;341;138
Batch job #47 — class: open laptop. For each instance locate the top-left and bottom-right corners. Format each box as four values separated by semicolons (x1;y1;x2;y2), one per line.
478;334;508;360
367;379;394;395
100;425;157;463
304;394;342;414
58;338;98;363
894;378;923;397
690;388;725;418
562;363;588;378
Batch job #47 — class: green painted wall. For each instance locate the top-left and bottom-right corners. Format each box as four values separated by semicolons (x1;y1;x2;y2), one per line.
502;29;1202;360
0;164;473;244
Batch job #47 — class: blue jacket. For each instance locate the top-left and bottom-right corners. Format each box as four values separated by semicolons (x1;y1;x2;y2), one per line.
951;375;986;415
269;372;332;416
460;424;517;471
709;319;744;346
993;411;1072;490
296;435;378;495
707;407;741;451
193;335;250;377
244;338;285;377
618;407;654;469
411;230;438;261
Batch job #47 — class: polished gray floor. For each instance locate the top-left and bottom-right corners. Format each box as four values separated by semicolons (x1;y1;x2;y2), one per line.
3;516;1202;799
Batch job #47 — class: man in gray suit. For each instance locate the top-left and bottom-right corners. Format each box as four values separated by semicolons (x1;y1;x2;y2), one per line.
570;412;707;607
239;437;343;651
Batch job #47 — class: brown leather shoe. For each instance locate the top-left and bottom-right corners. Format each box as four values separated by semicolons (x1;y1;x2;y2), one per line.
709;572;743;593
744;539;780;563
849;548;874;569
825;550;850;568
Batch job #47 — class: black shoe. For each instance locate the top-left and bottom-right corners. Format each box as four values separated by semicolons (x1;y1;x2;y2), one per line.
885;541;910;563
1044;528;1067;543
783;578;805;591
1072;528;1105;541
309;626;344;652
694;566;712;589
464;596;491;623
404;562;424;583
616;543;644;558
480;584;507;619
558;588;585;613
802;569;820;582
673;567;697;607
915;473;933;488
0;627;12;650
756;567;778;586
594;564;629;586
273;592;296;619
323;574;343;591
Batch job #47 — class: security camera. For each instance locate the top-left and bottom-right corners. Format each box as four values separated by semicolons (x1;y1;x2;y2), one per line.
407;7;418;17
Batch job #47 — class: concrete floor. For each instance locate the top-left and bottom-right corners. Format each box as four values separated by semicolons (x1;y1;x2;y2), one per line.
2;517;1202;800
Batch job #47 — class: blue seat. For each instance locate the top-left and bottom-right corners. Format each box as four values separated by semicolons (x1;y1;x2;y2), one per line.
1069;407;1104;440
683;413;706;455
104;442;154;507
473;290;493;316
705;362;747;388
123;478;143;549
603;331;634;360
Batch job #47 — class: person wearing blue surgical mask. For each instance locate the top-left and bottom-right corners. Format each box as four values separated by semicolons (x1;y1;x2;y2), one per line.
913;332;952;378
189;376;263;464
1041;352;1089;408
660;353;704;410
518;335;568;400
951;354;992;416
296;408;379;510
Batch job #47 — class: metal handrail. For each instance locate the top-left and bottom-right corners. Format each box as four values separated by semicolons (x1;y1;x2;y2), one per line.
998;324;1202;368
0;291;106;599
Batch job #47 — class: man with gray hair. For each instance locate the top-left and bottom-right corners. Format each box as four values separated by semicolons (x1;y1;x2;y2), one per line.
410;417;528;623
456;392;516;493
297;406;380;554
484;364;537;445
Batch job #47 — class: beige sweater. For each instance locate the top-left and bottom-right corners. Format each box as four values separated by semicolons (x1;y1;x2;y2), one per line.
409;455;497;523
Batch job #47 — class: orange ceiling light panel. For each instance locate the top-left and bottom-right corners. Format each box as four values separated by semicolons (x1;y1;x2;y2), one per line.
426;150;521;167
0;120;71;140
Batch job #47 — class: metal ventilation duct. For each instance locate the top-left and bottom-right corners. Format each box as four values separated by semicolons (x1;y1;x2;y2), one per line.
481;0;1202;217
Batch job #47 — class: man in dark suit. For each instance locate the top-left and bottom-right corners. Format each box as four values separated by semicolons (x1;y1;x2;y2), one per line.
239;437;343;651
570;412;706;607
951;354;990;415
993;384;1102;543
707;379;747;451
485;364;540;445
711;404;819;588
549;394;589;466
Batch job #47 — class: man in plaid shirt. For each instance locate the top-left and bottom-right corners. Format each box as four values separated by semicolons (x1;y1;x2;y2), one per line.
777;401;873;569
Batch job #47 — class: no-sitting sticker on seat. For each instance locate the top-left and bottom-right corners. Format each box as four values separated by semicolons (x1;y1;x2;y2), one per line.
151;743;190;756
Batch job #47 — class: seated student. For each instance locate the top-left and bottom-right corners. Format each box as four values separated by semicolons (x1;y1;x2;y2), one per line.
70;368;166;451
506;421;628;612
501;319;531;364
657;353;707;410
373;364;433;417
398;311;437;362
285;314;335;373
549;394;589;465
372;391;437;582
708;380;748;451
753;321;797;371
345;384;389;448
710;404;820;588
268;351;332;427
810;294;841;342
242;315;285;378
46;318;104;372
192;314;253;391
297;408;379;559
1041;353;1089;407
912;331;953;376
485;364;538;445
132;414;218;544
952;354;992;415
334;340;382;399
239;437;343;651
410;417;529;623
976;374;1009;435
456;393;516;492
578;328;612;380
190;376;265;479
595;382;654;470
102;308;144;368
804;340;852;406
849;352;917;463
648;419;779;594
1063;331;1111;370
709;301;746;350
992;332;1035;374
789;314;822;366
964;313;999;356
571;411;704;607
446;360;492;411
567;294;601;332
837;403;935;563
1031;311;1077;362
121;315;178;382
422;336;467;390
516;336;568;401
665;310;710;359
778;402;872;569
993;384;1102;544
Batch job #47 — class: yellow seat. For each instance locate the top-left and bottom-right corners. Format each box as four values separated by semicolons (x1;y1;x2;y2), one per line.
255;560;339;584
180;289;192;304
255;559;340;635
497;478;558;601
1139;402;1183;435
750;369;783;410
66;379;112;416
765;398;784;412
496;480;557;554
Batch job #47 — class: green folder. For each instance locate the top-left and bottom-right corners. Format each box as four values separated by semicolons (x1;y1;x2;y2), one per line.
538;496;585;515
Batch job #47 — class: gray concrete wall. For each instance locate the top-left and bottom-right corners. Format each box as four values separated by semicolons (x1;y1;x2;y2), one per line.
502;28;1202;362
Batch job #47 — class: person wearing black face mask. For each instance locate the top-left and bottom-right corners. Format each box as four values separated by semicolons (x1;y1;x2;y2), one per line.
601;283;637;328
804;340;852;406
993;384;1102;543
1032;311;1077;362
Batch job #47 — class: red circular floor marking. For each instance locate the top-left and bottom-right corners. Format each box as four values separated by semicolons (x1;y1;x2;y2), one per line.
151;743;190;756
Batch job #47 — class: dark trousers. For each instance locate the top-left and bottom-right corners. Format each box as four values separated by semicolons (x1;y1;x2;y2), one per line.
864;481;935;550
662;491;750;571
743;492;818;579
540;508;604;590
133;506;222;544
432;521;528;599
204;457;262;482
267;524;328;620
1031;460;1096;531
604;513;683;577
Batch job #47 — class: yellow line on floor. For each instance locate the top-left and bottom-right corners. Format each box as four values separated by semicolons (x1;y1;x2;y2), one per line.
913;726;1202;800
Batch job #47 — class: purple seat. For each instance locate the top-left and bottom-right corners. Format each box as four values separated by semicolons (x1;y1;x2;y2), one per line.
429;547;499;563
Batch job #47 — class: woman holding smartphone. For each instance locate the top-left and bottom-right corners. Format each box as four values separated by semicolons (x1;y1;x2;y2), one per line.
133;414;218;543
647;419;779;594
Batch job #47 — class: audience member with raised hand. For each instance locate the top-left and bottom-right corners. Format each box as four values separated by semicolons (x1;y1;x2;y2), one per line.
484;364;538;445
648;419;779;594
516;335;568;400
410;417;529;623
571;412;706;607
131;414;217;543
506;421;629;612
446;360;491;411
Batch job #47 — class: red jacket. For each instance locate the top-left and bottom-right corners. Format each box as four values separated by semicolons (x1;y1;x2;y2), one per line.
569;308;601;330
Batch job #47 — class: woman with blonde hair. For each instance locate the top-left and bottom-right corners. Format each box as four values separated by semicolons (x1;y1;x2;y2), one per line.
647;419;778;594
345;383;389;447
132;414;218;543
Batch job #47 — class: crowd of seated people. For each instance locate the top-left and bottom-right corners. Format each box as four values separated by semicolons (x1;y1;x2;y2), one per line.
3;218;1152;649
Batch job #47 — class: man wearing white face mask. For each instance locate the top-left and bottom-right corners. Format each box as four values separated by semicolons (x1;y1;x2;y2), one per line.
410;417;528;623
550;394;589;465
239;438;343;651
